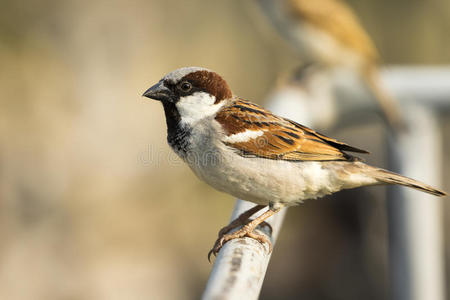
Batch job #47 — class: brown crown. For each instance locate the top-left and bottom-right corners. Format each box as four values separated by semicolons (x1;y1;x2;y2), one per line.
183;70;233;103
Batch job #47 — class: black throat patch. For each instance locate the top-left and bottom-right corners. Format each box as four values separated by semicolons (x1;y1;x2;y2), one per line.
162;101;191;156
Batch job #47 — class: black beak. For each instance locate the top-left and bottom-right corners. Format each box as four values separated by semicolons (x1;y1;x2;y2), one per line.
142;81;172;102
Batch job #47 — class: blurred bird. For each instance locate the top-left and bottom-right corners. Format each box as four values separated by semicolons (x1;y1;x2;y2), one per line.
268;63;337;129
143;67;445;260
256;0;404;130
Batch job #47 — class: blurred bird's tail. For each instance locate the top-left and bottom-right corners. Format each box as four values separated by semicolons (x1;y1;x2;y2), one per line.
367;166;446;197
363;65;405;131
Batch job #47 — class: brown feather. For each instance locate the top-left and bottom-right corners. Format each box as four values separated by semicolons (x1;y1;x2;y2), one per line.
183;70;232;103
288;0;378;63
215;99;368;161
366;166;447;197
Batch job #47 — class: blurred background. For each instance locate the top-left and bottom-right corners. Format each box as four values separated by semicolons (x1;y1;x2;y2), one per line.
0;0;449;299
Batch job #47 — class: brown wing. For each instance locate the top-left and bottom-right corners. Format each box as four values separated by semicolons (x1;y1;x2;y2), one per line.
289;0;379;63
215;99;368;161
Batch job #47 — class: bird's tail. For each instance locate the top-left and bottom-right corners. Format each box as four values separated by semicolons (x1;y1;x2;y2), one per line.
363;65;405;131
366;166;446;197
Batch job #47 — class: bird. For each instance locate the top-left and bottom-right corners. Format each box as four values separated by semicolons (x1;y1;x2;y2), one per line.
255;0;403;130
143;67;446;261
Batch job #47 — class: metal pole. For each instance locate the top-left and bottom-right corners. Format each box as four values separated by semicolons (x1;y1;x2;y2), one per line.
202;200;286;300
387;104;445;300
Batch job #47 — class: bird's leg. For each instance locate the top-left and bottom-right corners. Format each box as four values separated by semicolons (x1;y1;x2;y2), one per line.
217;204;266;237
208;206;281;261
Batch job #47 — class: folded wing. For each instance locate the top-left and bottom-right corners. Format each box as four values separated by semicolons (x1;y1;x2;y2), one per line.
215;99;368;161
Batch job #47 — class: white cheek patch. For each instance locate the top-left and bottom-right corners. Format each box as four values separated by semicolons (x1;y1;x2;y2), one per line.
222;130;264;143
176;92;224;125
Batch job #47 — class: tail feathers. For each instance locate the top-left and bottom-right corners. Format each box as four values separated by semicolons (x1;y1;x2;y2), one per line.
369;168;446;197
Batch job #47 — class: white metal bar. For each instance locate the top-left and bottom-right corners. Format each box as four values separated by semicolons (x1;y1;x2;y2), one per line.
333;67;450;125
334;67;448;300
387;104;445;300
381;67;450;109
202;200;286;300
335;67;448;300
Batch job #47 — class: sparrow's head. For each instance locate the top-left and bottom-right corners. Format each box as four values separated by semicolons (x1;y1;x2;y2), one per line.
143;67;233;125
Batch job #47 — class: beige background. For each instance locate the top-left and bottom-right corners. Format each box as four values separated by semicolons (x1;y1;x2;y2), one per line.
0;0;449;299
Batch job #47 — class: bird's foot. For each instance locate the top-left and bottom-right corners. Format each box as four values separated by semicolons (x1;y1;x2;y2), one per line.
216;204;266;237
216;220;245;238
207;223;272;262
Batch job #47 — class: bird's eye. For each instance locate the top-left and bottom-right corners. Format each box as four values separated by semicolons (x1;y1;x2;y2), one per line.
179;81;192;92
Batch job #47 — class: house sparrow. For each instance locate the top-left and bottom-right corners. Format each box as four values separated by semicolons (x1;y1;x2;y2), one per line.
143;67;445;260
255;0;403;130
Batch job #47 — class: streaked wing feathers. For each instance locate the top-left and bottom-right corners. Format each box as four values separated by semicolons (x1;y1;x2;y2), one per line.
215;99;368;161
